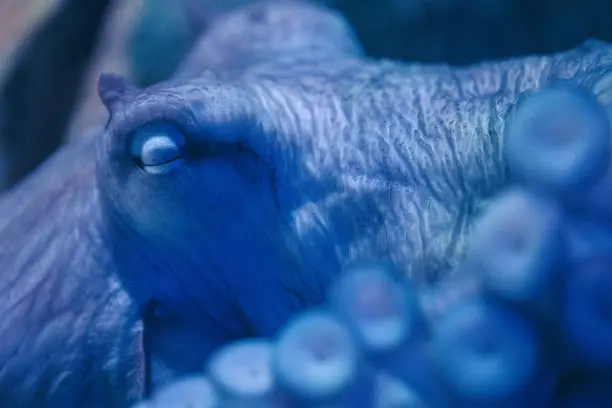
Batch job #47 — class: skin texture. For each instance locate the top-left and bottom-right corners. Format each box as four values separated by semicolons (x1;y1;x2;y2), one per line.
2;0;612;405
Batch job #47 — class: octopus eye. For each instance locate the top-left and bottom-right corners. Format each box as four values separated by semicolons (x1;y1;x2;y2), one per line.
130;123;186;174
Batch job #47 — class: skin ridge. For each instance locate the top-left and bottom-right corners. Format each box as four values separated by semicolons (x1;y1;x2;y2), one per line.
2;1;612;405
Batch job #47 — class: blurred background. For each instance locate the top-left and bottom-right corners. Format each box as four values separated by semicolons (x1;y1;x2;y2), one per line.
1;0;612;191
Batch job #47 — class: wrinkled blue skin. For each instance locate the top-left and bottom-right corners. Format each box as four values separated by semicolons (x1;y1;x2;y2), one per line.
2;1;612;406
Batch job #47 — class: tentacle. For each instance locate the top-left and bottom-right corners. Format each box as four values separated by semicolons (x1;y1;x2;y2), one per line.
0;0;113;192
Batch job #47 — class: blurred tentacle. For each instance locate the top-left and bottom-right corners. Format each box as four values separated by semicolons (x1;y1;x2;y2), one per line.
0;0;113;193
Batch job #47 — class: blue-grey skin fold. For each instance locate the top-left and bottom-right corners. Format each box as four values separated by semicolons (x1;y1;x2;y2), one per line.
0;138;145;407
1;1;612;406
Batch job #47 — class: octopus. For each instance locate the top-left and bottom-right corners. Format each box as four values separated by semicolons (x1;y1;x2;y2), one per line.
1;0;612;406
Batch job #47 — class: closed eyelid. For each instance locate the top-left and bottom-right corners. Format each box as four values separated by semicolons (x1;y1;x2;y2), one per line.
130;125;186;171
